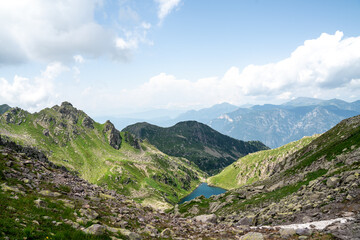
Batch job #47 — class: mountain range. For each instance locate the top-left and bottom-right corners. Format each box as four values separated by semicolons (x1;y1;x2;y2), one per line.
0;101;359;239
96;97;360;149
123;121;268;174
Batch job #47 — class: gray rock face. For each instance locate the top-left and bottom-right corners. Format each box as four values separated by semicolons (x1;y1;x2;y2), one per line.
193;214;217;224
103;120;122;149
82;116;94;129
58;102;79;124
326;177;340;187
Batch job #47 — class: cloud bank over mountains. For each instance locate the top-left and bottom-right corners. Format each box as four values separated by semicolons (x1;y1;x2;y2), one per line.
111;31;360;110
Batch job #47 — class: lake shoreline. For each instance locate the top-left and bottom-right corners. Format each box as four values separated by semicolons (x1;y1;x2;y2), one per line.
177;182;227;204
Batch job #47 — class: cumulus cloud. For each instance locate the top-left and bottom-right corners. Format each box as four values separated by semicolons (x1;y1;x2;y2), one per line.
98;31;360;111
155;0;181;23
0;62;68;111
0;0;152;65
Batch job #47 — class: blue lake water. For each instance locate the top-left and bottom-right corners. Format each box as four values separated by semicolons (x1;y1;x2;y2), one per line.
178;182;227;204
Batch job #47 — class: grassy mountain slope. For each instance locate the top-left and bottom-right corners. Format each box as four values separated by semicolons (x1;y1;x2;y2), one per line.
0;104;10;114
0;102;205;209
208;135;318;189
177;115;360;229
1;137;259;240
123;121;268;175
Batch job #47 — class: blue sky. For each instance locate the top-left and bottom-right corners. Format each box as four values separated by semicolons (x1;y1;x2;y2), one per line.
1;0;360;117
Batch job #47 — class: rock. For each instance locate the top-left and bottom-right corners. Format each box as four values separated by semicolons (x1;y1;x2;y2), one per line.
296;228;312;236
43;129;50;136
80;208;99;220
209;201;226;213
345;174;356;183
128;232;142;240
269;180;285;191
1;183;25;195
188;205;199;214
39;190;61;197
239;232;264;240
302;216;312;223
82;117;94;129
326;177;339;188
160;228;173;238
34;198;45;208
193;214;217;224
238;216;254;225
103;121;122;150
32;220;40;225
279;228;296;238
99;193;115;200
254;185;265;190
119;229;141;240
84;224;105;235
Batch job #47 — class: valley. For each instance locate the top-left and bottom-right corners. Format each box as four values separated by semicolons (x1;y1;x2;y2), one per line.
0;102;359;239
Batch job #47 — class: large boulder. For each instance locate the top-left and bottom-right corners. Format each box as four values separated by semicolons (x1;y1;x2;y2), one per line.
193;214;217;224
326;177;340;188
84;224;105;235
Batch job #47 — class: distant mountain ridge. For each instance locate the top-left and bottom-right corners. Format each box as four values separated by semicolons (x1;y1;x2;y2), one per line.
210;98;360;148
123;121;269;174
0;104;11;114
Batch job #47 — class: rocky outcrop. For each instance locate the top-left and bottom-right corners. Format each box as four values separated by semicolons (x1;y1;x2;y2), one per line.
82;116;94;129
2;107;28;125
103;120;122;150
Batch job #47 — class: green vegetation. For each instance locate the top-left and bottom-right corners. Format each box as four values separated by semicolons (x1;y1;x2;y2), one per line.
177;115;360;219
123;121;269;175
0;153;113;240
0;103;205;208
209;135;317;189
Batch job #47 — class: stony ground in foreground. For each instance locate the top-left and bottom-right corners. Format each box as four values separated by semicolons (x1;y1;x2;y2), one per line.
0;137;346;239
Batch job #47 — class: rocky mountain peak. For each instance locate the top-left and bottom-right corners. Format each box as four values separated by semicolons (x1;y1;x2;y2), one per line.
103;120;122;150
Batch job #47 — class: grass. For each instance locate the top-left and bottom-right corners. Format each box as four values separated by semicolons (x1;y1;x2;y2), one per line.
208;136;317;189
0;106;206;207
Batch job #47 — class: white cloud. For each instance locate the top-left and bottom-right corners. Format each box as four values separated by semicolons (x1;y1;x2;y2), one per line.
0;62;68;111
73;55;84;64
90;31;360;112
155;0;181;22
0;0;152;65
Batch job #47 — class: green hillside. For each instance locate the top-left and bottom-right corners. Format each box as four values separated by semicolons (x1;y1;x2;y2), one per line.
123;121;269;175
176;115;360;227
208;135;318;189
0;102;205;209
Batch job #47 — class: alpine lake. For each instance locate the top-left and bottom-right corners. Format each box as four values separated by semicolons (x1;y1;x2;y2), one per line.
178;182;227;204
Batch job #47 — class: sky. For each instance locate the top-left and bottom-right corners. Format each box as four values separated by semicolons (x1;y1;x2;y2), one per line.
1;0;360;118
